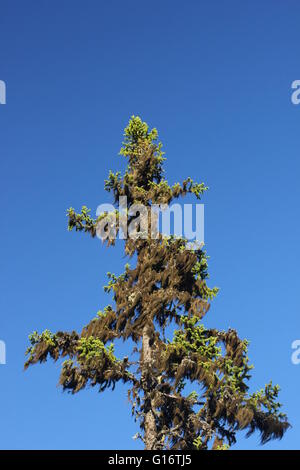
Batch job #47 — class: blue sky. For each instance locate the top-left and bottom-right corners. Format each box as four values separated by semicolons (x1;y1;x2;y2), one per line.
0;0;300;449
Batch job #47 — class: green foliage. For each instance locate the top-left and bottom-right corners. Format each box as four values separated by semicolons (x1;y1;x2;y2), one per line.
193;436;203;450
67;206;96;235
170;316;222;360
248;382;287;419
104;170;122;194
77;336;116;362
26;330;57;357
120;115;158;157
96;305;113;318
216;443;230;450
103;270;128;293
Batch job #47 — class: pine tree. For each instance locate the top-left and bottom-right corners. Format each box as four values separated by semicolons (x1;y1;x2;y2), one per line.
25;116;289;450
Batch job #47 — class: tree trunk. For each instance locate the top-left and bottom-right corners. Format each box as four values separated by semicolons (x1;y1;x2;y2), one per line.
142;324;157;450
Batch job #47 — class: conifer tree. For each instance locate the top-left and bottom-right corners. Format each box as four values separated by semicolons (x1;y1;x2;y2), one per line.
25;116;289;449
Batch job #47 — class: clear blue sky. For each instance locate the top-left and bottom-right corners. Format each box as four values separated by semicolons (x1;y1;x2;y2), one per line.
0;0;300;450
